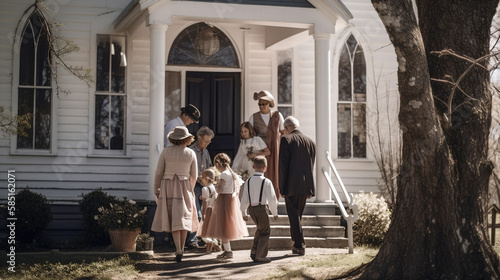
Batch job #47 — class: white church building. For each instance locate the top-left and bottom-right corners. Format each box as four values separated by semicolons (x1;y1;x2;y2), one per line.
0;0;398;234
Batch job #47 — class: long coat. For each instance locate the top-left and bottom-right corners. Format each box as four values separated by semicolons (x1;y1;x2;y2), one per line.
278;129;316;197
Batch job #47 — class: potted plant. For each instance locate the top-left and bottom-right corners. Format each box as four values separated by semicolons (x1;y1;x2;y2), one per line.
94;199;147;252
136;233;155;251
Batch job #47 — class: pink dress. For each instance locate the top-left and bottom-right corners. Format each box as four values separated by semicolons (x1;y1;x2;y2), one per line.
151;145;199;233
205;169;248;240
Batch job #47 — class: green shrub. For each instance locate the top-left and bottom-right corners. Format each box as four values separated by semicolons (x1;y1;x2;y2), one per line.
136;233;154;251
79;189;119;246
1;189;53;245
353;191;391;246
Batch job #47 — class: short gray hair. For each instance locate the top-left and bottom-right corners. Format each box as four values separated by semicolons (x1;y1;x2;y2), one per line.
197;126;214;138
284;116;299;130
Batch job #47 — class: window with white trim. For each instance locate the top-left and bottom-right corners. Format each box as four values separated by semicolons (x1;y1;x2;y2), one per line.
94;34;126;152
277;48;293;118
337;35;367;158
17;11;52;150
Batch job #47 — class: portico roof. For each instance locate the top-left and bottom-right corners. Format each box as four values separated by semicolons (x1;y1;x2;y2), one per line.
114;0;353;34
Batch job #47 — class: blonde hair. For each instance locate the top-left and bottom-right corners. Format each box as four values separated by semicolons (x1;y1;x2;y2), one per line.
201;169;216;184
214;153;238;182
253;156;267;170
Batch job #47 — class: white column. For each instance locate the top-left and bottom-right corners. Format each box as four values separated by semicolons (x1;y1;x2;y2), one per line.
314;33;332;202
148;24;168;201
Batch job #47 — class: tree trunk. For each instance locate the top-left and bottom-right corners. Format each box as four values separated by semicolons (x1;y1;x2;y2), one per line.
354;0;500;279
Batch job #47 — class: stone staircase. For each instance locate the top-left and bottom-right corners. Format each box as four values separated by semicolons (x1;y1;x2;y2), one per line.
231;202;348;250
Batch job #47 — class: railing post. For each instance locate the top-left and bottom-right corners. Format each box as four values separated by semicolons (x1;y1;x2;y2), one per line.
322;152;359;254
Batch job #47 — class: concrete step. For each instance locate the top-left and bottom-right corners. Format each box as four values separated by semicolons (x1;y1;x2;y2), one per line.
230;236;349;250
246;225;345;238
233;203;348;250
277;202;340;215
245;215;341;227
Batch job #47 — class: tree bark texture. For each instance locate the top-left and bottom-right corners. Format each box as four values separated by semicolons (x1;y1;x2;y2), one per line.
358;0;500;279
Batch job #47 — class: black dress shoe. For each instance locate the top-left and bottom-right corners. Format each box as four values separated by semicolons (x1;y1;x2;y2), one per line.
250;253;256;261
175;253;183;263
291;247;305;255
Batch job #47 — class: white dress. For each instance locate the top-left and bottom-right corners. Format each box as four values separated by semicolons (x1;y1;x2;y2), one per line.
232;137;268;178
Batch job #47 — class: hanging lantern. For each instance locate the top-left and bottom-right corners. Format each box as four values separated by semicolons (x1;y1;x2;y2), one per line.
194;26;220;56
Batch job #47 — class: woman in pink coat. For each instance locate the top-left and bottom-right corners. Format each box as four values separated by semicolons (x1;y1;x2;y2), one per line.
151;126;199;262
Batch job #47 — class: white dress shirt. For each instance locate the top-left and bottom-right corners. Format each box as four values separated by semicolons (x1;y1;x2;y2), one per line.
240;172;278;217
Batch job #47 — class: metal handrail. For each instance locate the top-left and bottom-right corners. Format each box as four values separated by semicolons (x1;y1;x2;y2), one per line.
322;151;358;254
326;151;353;207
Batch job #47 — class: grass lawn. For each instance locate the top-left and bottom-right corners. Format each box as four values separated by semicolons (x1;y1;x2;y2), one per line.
265;246;378;280
0;253;138;280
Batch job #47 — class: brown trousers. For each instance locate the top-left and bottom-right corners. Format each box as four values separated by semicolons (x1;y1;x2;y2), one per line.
248;204;270;259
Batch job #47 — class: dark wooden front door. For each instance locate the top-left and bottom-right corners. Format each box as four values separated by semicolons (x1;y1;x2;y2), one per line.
186;71;241;160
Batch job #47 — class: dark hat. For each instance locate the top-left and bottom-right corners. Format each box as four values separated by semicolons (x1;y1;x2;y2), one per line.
181;104;201;123
168;126;193;140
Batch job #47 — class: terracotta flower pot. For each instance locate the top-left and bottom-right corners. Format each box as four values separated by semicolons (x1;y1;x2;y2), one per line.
108;229;141;252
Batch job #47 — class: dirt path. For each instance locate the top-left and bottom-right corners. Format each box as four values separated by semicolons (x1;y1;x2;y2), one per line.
134;248;349;279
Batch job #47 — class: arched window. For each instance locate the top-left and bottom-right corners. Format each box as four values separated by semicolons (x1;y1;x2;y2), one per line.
168;22;239;68
337;34;366;158
17;11;52;150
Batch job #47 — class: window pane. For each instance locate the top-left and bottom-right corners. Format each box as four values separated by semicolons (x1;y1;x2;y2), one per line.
278;49;292;104
353;45;366;101
338;45;351;101
168;22;239;67
278;106;292;119
353;103;366;158
110;95;124;150
36;26;51;87
165;71;181;122
95;95;109;149
17;89;34;149
20;23;35;86
35;89;51;149
347;35;357;56
96;35;110;92
111;43;125;93
337;104;351;158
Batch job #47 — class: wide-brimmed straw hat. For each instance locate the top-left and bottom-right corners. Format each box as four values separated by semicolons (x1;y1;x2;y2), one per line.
168;126;193;140
253;90;275;108
181;104;201;123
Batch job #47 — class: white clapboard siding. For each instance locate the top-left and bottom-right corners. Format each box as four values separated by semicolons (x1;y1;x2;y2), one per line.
0;0;151;204
295;38;316;140
245;28;273;120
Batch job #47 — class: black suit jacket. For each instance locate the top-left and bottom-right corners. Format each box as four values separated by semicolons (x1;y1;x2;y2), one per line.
279;130;316;197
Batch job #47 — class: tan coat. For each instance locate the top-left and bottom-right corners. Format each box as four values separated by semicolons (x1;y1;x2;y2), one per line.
151;145;199;232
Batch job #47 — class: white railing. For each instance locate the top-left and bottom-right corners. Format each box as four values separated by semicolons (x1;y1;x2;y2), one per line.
322;151;358;254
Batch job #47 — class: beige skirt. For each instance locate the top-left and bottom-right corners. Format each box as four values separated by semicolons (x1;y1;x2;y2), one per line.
151;175;199;233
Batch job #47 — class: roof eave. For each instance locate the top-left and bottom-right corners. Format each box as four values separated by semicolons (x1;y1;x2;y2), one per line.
308;0;353;24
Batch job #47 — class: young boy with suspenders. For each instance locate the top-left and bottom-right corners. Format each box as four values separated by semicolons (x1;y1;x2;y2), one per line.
240;156;278;262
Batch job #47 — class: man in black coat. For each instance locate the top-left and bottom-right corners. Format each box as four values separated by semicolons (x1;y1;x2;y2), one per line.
279;116;316;255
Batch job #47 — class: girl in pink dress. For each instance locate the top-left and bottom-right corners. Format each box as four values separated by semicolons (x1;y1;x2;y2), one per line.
206;153;248;259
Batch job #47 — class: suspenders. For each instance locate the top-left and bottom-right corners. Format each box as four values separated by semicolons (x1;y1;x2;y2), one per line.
247;177;266;206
